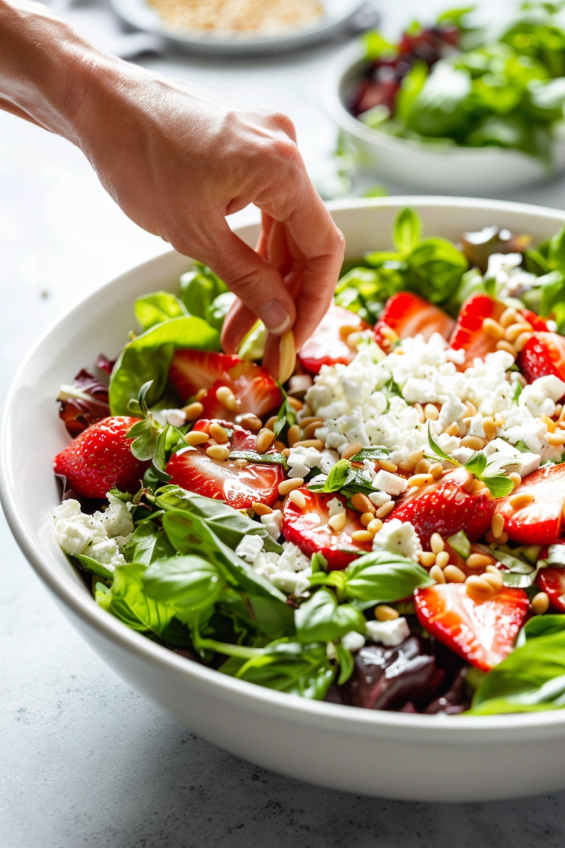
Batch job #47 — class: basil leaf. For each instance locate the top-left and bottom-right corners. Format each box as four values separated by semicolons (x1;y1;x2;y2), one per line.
448;530;471;559
478;474;515;498
123;520;176;565
351;446;390;462
134;291;187;332
228;450;289;469
273;390;297;439
142;555;226;621
295;589;366;644
205;291;236;331
179;263;228;318
428;425;458;464
517;614;565;647
74;554;114;581
393;206;421;255
335;642;355;686
96;563;175;636
464;451;487;477
344;552;434;609
308;459;354;493
236;641;335;700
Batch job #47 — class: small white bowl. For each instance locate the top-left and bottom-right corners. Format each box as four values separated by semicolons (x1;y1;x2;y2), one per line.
4;197;565;803
327;45;565;195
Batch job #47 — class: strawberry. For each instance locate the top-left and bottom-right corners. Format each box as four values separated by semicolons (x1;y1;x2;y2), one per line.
192;418;256;450
166;421;284;509
200;361;282;422
282;489;371;570
374;293;454;350
414;583;529;671
520;309;549;334
518;332;565;392
449;295;505;368
387;467;495;550
168;349;240;402
53;416;148;499
536;565;565;613
494;462;565;545
298;303;371;375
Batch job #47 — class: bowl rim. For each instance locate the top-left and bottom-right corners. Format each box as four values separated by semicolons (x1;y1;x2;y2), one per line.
5;194;565;736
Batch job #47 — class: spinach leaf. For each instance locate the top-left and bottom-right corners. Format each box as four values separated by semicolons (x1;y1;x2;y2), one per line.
343;552;434;609
96;563;175;636
295;589;366;644
516;614;565;647
179;263;228;318
123;520;176;565
142;555;226;622
236;641;336;700
335;642;355;685
308;459;354;493
228;450;289;469
393;206;421;254
134;291;187;332
74;554;114;581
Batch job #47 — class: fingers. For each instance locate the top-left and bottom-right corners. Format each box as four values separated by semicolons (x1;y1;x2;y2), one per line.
221;300;257;355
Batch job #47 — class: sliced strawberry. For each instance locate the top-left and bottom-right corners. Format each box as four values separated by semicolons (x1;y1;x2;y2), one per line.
449;295;505;369
414;583;529;671
374;293;454;350
494;462;565;545
518;332;565;391
387;467;495;550
53;416;149;499
298;303;371;375
520;309;548;334
200;361;282;423
537;566;565;613
282;489;371;570
168;349;240;402
166;421;284;509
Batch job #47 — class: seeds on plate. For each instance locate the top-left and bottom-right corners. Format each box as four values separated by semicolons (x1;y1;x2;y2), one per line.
147;0;324;34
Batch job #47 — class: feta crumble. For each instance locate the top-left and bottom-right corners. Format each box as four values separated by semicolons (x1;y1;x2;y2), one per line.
53;493;134;570
372;519;422;561
341;631;366;652
260;509;283;540
366;617;410;647
251;541;312;596
235;534;264;563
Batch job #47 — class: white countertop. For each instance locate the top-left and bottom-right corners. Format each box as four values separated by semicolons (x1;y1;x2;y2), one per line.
3;1;565;844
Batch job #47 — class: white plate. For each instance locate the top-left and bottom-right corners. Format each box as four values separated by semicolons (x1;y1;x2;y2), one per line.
4;197;565;803
327;45;565;195
109;0;366;55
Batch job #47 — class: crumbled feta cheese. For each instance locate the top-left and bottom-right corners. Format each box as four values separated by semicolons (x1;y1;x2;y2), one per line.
319;449;339;474
327;497;345;517
341;631;366;653
235;534;264;563
373;469;408;497
152;408;187;428
53;496;128;569
93;493;134;539
366;617;410;647
484;438;541;478
451;446;475;465
369;491;392;507
260;509;283;540
372;519;422;561
251;541;312;596
287;445;322;479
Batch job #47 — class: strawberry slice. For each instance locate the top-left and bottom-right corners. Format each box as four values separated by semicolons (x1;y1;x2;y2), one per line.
494;462;565;545
374;293;454;350
168;349;241;402
282;489;371;570
520;309;549;334
298;304;371;375
414;583;529;671
166;422;284;509
387;467;495;550
518;332;565;391
200;361;282;422
53;416;149;499
449;295;506;369
537;566;565;613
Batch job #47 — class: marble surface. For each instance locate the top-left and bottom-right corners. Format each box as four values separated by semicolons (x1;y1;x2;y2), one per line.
4;1;565;845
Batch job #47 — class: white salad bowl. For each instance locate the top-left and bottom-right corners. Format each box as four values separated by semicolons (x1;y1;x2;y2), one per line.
327;45;565;196
4;196;565;803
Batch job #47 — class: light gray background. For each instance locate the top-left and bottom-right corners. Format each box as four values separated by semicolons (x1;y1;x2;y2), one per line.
3;1;565;846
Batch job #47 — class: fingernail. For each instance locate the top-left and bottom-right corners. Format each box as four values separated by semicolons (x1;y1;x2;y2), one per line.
257;300;292;335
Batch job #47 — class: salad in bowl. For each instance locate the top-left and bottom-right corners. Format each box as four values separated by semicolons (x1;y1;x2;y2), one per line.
51;205;565;718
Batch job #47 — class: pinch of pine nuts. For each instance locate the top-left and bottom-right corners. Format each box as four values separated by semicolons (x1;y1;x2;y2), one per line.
505;321;532;342
368;518;383;534
430;565;446;584
351;530;374;544
278;478;304;496
406;448;425;467
466;576;496;602
252;502;272;516
467;553;493;569
209;422;229;444
414;458;431;475
206;444;231;461
375;604;399;621
407;473;434;488
424;403;439;421
194;388;207;402
483;570;503;591
482;318;505;339
328;511;347;533
509;493;535;510
182;401;204;421
378;459;398;473
513;332;532;353
461;435;485;451
303;420;323;438
540;413;557;433
256;428;276;453
216;385;238;411
496;339;517;357
430;533;445;554
531;592;550;615
342;442;363;461
185;430;210;446
287;396;303;411
289;489;306;509
376;501;395;519
293;439;325;450
238;413;263;432
414;403;425;424
351;493;375;514
491;513;505;538
419;552;436;567
430;462;444;479
499;307;520;328
287;424;301;447
265;415;277;431
444;565;466;583
482;417;497;441
509;472;522;489
435;551;450;569
547;431;565;446
360;512;375;527
278;330;296;385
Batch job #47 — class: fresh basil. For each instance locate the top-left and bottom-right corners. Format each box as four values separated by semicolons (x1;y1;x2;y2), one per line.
516;614;565;648
335;642;355;685
74;554;114;581
96;563;175;636
228;450;289;469
343;552;434;609
179;263;229;318
123;520;176;565
393;206;421;254
142;555;226;622
295;589;366;644
273;389;297;440
134;291;187;332
236;641;336;700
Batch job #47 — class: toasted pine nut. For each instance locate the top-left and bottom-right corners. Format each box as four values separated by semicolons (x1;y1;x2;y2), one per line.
461;435;484;451
430;462;443;479
360;512;375;527
406;448;425;468
289;489;306;509
465;400;478;417
342;442;363;461
414;403;425;424
397;460;413;473
466;576;495;601
278;478;304;496
485;564;500;575
496;340;517;357
419;552;436;567
541;413;557;433
376;501;395;519
186;430;210;446
303;420;323;438
424;403;439;421
498;532;509;544
505;321;532;342
531;592;550;615
500;307;520;328
274;440;286;452
509;493;535;510
282;448;290;458
234;459;248;468
287;424;301;447
287;396;303;412
209;422;229;444
216;385;238;411
351;493;375;514
547;431;565;446
514;332;532;353
467;553;493;569
252;502;272;516
482;318;505;339
238;413;262;432
368;518;383;535
471;479;490;495
435;551;450;569
293;439;325;450
445;422;460;437
483;570;503;591
491;513;505;538
415;458;431;475
194;388;207;402
375;604;399;621
378;459;398;473
482;417;497;441
339;324;361;341
351;529;374;544
430;533;445;554
430;565;446;583
328;511;347;533
206;444;230;461
256;428;275;453
265;415;277;431
278;330;296;384
509;472;522;489
408;473;434;488
485;530;497;544
444;565;466;583
182;401;204;421
462;471;476;493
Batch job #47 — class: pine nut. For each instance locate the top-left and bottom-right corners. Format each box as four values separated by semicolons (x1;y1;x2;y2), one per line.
182;401;204;421
287;396;303;411
351;529;374;544
376;501;395;519
419;552;436;567
531;592;550;615
186;430;210;446
465;400;478;417
342;442;363;461
424;403;439;421
397;460;412;473
461;435;484;451
505;321;532;342
482;417;497;441
346;332;364;350
287;424;301;447
406;448;425;468
328;511;347;533
414;403;425;424
462;472;476;493
467;553;494;569
482;570;503;591
293;439;325;450
471;479;490;495
274;440;286;452
216;385;238;411
500;307;520;328
430;462;444;479
375;604;399;621
491;513;505;538
368;518;383;534
540;413;557;433
430;565;446;583
265;415;277;431
485;530;496;544
378;459;398;473
482;318;505;339
238;413;262;432
444;565;466;583
514;332;532;353
256;428;275;453
234;459;248;468
414;458;431;475
498;532;509;544
445;422;460;437
435;551;450;569
289;489;306;509
339;324;360;341
509;472;521;489
194;388;207;402
496;340;517;357
547;431;565;446
252;502;272;516
278;478;304;496
278;330;296;384
360;512;375;527
303;420;323;438
466;576;495;601
351;493;375;514
209;422;229;444
509;493;535;510
408;473;434;488
494;413;505;427
282;448;290;458
430;533;445;554
206;444;230;461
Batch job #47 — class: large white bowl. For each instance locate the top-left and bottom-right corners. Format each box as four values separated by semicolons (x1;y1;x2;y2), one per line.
4;197;565;803
327;45;565;195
